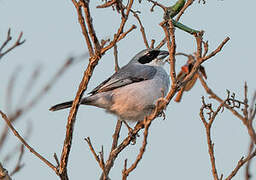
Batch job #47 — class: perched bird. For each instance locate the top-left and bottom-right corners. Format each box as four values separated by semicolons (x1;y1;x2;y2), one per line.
49;49;170;122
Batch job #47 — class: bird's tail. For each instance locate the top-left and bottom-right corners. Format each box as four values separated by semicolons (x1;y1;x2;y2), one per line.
49;97;94;112
49;101;73;111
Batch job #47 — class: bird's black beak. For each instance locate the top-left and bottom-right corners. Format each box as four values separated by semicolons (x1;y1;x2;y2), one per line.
158;50;169;60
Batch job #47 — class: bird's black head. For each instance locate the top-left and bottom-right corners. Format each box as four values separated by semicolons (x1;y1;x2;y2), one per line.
138;49;160;64
130;49;169;65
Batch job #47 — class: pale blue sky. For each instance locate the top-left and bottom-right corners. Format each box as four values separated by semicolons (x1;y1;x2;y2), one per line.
1;0;256;179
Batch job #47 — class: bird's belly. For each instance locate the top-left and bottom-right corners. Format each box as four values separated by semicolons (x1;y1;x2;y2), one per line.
110;79;165;121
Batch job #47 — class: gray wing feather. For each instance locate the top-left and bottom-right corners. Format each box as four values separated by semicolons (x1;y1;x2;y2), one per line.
89;63;157;95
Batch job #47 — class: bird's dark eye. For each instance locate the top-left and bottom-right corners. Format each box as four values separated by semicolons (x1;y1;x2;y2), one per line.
138;50;160;64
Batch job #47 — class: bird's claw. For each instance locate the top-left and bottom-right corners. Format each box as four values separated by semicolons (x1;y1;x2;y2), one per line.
123;120;139;145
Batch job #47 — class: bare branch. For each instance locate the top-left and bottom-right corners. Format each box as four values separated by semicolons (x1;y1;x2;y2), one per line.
155;37;166;49
80;0;101;55
10;145;25;176
71;0;94;56
150;39;155;49
0;29;25;60
85;137;107;180
199;97;227;180
176;0;194;21
101;0;136;54
202;37;230;62
114;45;120;72
147;0;166;12
122;117;152;179
168;20;177;83
97;0;116;8
133;12;149;48
245;141;254;180
101;25;137;54
225;149;256;180
160;20;177;83
0;111;58;174
100;120;122;180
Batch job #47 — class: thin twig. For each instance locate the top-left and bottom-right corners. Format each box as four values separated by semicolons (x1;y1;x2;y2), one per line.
201;37;230;62
160;20;176;83
168;20;177;83
3;121;32;164
72;0;94;56
97;0;116;8
101;0;135;54
101;25;137;54
122;117;152;179
202;40;209;57
194;31;203;59
225;149;256;180
155;37;166;49
10;145;25;176
54;153;60;168
114;45;120;72
147;0;166;12
80;0;101;55
102;121;144;178
176;0;194;21
85;137;107;180
133;12;149;48
100;120;122;180
150;39;155;49
0;28;25;60
0;111;58;174
200;97;227;180
245;141;254;180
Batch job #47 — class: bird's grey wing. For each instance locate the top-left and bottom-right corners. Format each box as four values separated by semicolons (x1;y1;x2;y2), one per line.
89;64;157;95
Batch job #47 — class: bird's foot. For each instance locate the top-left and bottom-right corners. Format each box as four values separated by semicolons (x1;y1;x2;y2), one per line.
155;97;168;120
123;121;139;145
